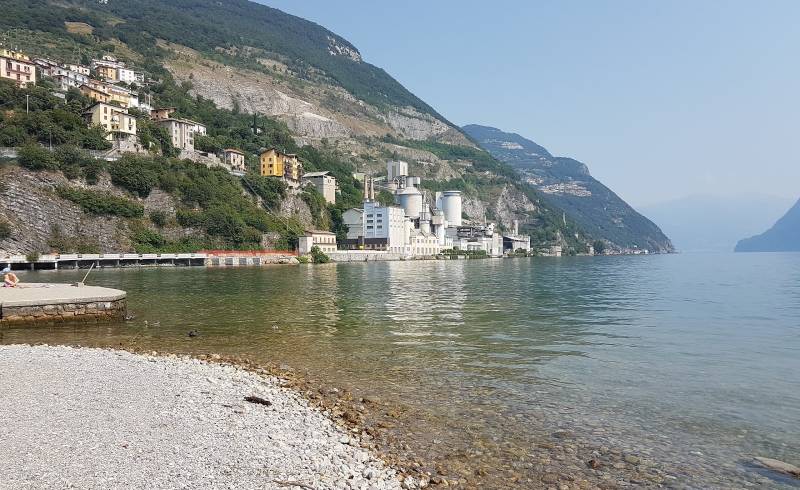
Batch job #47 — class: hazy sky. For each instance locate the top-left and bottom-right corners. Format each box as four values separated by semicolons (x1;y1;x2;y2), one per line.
260;1;800;206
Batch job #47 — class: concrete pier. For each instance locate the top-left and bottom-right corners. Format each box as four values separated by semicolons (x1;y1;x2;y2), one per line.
0;283;126;326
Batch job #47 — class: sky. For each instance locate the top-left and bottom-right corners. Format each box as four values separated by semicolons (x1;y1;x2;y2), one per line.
260;1;800;207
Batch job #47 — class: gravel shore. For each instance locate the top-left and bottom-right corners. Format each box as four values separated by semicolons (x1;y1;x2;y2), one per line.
0;345;401;490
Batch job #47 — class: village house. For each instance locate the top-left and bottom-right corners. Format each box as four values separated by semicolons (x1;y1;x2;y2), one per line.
151;108;206;152
117;67;135;83
94;63;117;81
84;102;137;141
302;171;337;204
222;149;246;173
91;57;124;81
80;83;110;104
298;230;338;255
66;63;90;76
52;70;89;91
260;148;303;184
0;49;36;88
150;107;175;120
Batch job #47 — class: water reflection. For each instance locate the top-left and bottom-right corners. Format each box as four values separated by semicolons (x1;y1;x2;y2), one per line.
2;254;799;487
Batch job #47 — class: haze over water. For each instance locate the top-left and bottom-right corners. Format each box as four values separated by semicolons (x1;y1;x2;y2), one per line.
3;254;799;487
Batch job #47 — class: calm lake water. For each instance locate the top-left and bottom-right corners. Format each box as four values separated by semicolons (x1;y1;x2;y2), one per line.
2;254;799;488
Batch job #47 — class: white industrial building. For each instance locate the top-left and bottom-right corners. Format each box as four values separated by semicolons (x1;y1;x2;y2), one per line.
387;160;408;181
335;159;529;258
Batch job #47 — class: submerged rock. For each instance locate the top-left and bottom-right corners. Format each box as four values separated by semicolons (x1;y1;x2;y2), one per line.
754;457;800;478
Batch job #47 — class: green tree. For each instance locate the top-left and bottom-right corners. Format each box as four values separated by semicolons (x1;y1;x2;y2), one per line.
310;245;330;264
109;154;160;198
593;240;606;255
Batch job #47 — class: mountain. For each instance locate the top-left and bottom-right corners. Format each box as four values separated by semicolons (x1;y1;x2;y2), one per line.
735;197;800;252
0;0;596;253
463;124;673;253
640;195;795;253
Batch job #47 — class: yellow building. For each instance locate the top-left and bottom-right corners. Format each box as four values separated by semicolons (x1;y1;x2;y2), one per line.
92;62;119;81
0;49;36;88
80;84;110;104
260;148;302;182
84;102;137;141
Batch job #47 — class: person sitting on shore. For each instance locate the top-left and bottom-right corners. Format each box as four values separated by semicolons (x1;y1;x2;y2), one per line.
3;267;19;288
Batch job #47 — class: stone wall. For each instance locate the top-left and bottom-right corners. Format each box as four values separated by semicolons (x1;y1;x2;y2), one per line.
0;298;127;327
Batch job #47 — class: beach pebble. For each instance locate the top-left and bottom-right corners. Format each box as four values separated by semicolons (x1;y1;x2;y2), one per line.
0;345;402;489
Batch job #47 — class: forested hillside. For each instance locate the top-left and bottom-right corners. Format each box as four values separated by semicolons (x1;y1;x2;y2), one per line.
0;0;612;255
1;0;445;119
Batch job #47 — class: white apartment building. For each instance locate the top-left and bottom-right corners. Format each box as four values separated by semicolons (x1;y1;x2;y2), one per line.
156;118;207;152
117;67;135;83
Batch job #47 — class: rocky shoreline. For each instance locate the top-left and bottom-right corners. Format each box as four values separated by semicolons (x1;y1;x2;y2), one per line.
1;344;795;489
0;345;401;490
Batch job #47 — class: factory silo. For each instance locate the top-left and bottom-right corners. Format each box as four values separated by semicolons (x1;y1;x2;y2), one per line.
441;190;462;227
396;186;423;219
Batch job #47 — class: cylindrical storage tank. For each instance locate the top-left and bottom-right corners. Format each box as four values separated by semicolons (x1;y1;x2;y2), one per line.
396;187;422;219
406;176;421;188
441;190;462;227
420;219;431;234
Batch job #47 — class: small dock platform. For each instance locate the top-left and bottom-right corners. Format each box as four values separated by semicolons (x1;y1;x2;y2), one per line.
0;283;127;326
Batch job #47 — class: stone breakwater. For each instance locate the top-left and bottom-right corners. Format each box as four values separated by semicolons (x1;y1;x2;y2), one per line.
0;345;402;490
0;283;126;326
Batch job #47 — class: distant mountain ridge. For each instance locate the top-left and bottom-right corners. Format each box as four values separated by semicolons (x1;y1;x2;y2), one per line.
640;195;794;253
463;124;673;253
735;198;800;252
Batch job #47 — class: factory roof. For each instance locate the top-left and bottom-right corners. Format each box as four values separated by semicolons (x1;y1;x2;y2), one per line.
303;229;336;236
302;171;331;178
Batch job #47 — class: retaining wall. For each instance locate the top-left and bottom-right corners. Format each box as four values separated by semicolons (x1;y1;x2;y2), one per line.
0;298;127;326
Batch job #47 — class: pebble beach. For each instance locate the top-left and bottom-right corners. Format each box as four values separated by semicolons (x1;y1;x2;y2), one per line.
0;345;402;490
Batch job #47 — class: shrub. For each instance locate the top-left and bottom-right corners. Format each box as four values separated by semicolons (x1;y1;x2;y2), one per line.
109;155;160;198
176;208;204;228
203;205;248;242
0;219;11;240
17;144;57;171
149;210;168;227
56;187;144;218
246;175;287;209
81;158;105;184
310;245;330;264
593;240;607;255
26;251;40;262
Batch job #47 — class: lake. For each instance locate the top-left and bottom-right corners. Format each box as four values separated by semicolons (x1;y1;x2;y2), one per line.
2;253;798;488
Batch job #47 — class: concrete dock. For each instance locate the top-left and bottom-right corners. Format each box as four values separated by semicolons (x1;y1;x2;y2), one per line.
0;283;126;326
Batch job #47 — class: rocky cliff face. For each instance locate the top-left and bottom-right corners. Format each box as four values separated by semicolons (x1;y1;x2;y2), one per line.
164;44;469;146
463;124;674;252
0;166;132;254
